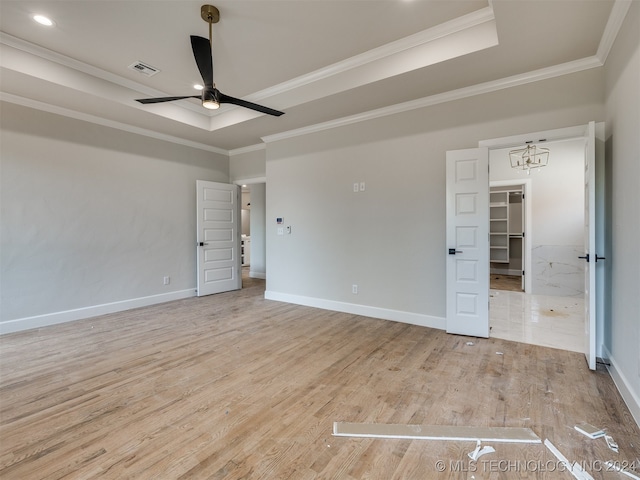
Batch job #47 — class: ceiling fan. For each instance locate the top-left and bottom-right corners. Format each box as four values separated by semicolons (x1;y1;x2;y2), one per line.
136;5;284;117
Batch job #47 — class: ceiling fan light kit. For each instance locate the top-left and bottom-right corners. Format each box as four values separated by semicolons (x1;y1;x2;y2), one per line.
202;89;220;110
135;5;283;117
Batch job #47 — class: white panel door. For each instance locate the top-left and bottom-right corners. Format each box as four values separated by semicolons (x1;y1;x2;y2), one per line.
446;148;490;337
581;121;604;370
196;180;241;296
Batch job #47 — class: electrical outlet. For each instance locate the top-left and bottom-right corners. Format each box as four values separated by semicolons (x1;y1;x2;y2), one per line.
163;276;170;285
352;284;358;294
277;227;284;235
353;182;359;193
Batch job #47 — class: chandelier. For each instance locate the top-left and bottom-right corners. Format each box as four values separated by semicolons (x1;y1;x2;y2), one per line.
509;143;549;174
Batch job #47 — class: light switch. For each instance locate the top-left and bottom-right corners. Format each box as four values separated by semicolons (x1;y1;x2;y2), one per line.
359;182;366;192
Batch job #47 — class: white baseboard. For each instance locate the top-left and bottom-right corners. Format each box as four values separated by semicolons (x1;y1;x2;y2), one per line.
250;270;266;279
490;268;522;276
602;345;640;428
264;291;446;330
0;289;196;335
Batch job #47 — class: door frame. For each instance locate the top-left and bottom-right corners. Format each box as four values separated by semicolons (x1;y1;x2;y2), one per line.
489;179;532;293
233;177;267;282
479;123;604;368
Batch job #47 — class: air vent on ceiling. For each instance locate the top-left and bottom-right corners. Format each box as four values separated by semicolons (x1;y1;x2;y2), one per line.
128;61;160;77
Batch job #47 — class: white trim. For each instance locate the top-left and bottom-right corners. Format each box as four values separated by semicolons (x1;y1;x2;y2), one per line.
490;268;524;277
233;177;267;186
262;56;602;144
248;6;495;102
229;144;266;156
480;125;588;148
597;0;633;63
264;291;445;330
490;179;532;293
0;289;196;335
333;422;541;443
602;345;640;428
0;7;496;121
2;1;630;153
0;92;229;156
250;271;266;280
0;32;175;100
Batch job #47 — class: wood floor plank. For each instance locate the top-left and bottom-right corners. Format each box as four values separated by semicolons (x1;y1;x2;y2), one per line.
1;272;638;479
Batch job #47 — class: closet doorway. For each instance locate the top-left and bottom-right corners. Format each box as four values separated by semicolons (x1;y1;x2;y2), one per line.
489;182;531;293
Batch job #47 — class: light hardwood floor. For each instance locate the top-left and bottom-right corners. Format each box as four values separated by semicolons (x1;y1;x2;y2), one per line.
1;273;638;479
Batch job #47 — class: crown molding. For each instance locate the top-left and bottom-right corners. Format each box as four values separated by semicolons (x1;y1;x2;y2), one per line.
262;56;603;144
245;6;495;103
0;32;207;117
0;6;495;120
233;177;267;186
0;92;229;156
229;144;266;156
596;0;633;63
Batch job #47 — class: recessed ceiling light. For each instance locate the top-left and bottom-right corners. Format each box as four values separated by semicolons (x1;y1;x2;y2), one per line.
193;84;204;91
33;14;54;26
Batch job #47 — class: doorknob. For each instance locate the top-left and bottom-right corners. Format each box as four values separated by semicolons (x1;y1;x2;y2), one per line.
595;255;606;262
448;248;463;255
198;242;209;247
578;254;589;262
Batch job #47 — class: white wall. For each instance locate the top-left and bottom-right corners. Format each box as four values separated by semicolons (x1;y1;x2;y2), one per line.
603;1;640;424
0;102;229;332
490;139;585;296
265;68;605;327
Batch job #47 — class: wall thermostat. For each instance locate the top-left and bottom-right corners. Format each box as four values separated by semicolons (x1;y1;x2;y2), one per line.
276;217;284;224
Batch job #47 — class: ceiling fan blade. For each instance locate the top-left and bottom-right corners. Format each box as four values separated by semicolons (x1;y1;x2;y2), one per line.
136;96;200;104
191;35;214;87
219;92;284;117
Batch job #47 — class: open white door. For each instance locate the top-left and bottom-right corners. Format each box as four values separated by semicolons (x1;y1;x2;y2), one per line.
196;180;241;296
446;148;490;337
582;121;605;370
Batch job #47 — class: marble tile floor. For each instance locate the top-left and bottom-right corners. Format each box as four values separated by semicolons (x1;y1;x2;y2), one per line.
489;288;585;353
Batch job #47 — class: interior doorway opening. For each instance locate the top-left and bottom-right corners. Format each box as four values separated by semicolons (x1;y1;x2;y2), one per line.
489;180;531;293
485;136;587;352
234;180;267;285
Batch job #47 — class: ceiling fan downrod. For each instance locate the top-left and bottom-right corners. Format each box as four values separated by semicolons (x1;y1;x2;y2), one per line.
201;4;219;45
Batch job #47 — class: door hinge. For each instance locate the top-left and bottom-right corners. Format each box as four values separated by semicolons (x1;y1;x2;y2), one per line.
522;231;525;238
522;270;525;276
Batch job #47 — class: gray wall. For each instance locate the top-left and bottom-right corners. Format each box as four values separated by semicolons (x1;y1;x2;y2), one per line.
265;68;604;327
603;2;640;422
230;147;266;184
0;102;229;331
